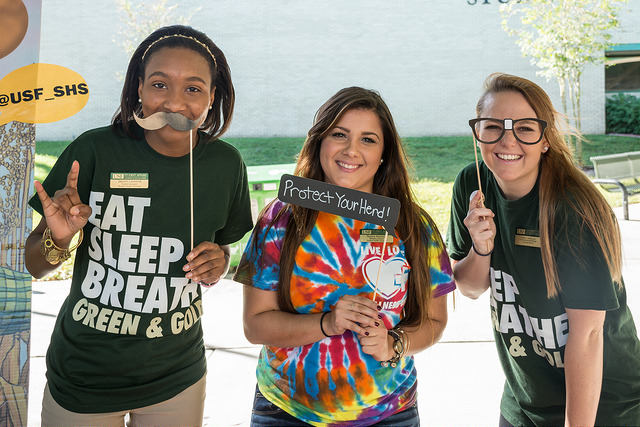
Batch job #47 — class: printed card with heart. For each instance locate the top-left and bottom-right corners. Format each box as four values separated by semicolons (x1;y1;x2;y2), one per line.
362;256;409;300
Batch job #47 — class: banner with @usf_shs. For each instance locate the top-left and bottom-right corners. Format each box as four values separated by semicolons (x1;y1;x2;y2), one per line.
0;0;89;425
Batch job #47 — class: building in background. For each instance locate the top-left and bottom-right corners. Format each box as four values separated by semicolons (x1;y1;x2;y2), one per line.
36;0;640;140
606;43;640;97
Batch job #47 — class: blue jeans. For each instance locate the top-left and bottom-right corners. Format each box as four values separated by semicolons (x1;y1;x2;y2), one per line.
250;386;420;427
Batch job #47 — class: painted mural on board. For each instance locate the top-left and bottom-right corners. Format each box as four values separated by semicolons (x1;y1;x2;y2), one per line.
0;0;89;424
0;3;37;424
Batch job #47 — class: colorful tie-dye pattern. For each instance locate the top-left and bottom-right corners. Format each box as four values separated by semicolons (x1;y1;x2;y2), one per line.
235;200;455;426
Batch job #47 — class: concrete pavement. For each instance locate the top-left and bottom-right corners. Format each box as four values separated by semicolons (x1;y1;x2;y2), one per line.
28;204;640;426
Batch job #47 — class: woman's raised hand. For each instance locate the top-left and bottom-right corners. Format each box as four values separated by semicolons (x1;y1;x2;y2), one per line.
463;190;496;256
34;160;91;246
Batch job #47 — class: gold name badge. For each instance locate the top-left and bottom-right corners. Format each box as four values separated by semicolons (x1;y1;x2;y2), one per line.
515;227;541;248
110;173;149;189
360;229;393;243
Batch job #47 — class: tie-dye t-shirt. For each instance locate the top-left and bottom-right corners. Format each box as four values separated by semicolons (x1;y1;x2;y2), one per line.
234;200;455;427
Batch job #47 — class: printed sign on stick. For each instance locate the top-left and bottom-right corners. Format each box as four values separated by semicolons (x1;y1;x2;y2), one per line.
278;174;400;237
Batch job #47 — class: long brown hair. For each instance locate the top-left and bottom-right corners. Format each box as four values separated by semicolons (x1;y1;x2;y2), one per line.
253;87;440;327
112;25;234;141
476;73;622;297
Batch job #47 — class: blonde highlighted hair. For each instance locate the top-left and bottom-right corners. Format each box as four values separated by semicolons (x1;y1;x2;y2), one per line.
476;73;622;298
244;87;440;327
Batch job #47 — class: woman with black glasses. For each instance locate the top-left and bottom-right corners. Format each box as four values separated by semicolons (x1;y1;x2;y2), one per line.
447;73;640;427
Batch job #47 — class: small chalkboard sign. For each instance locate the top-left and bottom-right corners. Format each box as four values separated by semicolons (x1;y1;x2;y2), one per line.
278;174;400;237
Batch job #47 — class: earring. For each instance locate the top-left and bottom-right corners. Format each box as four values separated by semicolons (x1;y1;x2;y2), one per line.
380;159;384;164
138;98;142;103
543;146;549;152
209;104;213;110
477;141;481;147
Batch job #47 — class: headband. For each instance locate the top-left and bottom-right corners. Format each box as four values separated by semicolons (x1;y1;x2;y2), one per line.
141;34;218;70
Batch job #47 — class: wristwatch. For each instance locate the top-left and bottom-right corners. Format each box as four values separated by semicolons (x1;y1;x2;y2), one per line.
40;227;83;265
392;332;405;356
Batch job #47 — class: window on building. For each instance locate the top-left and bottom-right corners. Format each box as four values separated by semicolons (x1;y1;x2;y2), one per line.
606;43;640;95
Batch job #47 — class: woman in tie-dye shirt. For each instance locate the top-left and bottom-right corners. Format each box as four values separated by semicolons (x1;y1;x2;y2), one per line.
234;87;456;427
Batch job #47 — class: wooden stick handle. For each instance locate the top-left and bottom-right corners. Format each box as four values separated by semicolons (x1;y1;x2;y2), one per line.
473;136;485;209
372;230;389;301
190;130;194;250
473;136;492;254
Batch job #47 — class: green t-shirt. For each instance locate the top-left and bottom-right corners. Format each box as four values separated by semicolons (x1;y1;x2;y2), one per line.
29;125;253;413
447;162;640;426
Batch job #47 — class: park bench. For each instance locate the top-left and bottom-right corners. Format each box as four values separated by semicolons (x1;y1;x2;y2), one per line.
590;151;640;220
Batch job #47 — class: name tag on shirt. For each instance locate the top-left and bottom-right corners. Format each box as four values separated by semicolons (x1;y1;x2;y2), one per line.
515;228;541;248
110;173;149;189
360;229;393;243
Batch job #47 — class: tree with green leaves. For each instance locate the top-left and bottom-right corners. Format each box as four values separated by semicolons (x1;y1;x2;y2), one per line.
500;0;627;163
114;0;201;78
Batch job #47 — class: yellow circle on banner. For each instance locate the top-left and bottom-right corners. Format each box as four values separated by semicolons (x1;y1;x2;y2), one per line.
0;63;89;125
0;0;28;59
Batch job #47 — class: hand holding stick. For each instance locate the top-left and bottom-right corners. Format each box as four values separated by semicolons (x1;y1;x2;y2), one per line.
472;136;492;255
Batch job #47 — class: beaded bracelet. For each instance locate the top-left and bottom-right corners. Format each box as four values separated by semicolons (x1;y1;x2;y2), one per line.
472;243;493;257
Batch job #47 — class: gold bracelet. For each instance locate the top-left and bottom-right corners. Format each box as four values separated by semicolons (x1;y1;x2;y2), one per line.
40;227;83;265
396;327;410;358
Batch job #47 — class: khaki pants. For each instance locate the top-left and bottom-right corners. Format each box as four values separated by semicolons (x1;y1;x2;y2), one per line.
41;375;206;427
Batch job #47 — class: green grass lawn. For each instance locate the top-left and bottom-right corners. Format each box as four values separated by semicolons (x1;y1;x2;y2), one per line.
35;134;640;180
34;133;640;280
36;133;640;228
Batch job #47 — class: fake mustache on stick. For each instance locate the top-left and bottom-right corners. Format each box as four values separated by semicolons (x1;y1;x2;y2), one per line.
134;110;204;131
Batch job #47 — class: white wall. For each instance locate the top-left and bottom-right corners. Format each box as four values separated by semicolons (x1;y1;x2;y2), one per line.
35;0;640;140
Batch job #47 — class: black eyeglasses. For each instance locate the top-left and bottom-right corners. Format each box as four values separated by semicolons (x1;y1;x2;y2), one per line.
469;118;548;145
